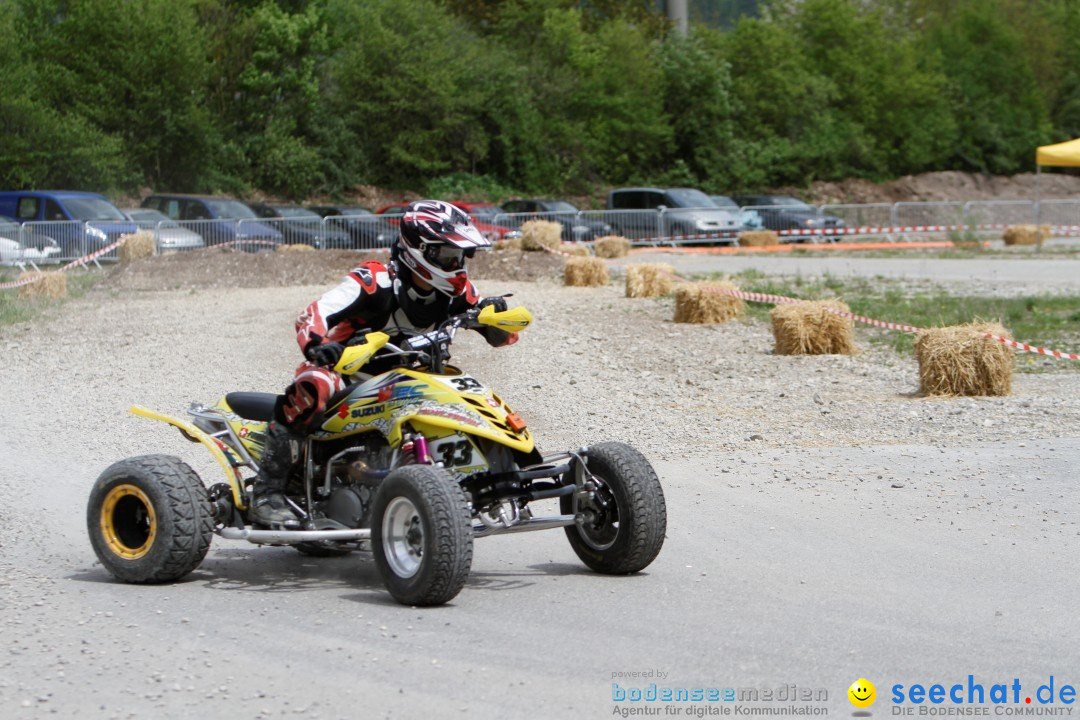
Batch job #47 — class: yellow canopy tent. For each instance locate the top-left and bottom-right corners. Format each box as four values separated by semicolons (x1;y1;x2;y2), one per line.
1035;138;1080;234
1036;138;1080;167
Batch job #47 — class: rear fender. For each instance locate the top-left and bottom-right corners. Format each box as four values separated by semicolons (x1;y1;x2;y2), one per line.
129;405;247;510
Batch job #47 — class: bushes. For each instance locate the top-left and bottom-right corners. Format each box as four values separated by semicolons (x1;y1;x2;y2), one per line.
1;0;1075;197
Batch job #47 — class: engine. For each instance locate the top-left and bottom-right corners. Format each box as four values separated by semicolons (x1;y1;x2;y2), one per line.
308;447;390;529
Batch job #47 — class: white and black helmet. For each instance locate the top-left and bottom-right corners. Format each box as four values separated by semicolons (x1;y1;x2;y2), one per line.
395;199;490;296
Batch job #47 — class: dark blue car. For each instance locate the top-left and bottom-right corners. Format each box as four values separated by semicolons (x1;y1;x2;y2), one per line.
141;194;282;249
0;190;139;260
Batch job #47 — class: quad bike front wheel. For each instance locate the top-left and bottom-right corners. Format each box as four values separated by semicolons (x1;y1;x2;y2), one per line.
371;464;473;606
87;455;213;583
561;442;667;574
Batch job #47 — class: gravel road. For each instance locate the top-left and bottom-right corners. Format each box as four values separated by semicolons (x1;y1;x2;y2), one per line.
1;264;1078;718
621;249;1080;296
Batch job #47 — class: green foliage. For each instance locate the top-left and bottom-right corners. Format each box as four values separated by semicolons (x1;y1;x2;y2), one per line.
919;0;1051;173
1;0;1077;198
425;173;522;202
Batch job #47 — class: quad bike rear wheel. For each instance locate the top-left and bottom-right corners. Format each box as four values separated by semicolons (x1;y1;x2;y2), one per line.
561;442;667;574
371;464;473;606
87;455;213;583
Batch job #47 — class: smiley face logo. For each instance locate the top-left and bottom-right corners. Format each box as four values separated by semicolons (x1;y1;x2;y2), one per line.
848;678;876;708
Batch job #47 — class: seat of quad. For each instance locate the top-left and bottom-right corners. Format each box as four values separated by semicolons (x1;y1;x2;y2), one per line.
225;392;279;422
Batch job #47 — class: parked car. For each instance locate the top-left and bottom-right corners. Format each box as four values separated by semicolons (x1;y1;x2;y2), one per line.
247;203;352;249
731;195;845;240
0;190;139;258
307;205;393;248
499;199;612;242
122;208;205;252
710;195;763;231
0;214;61;265
605;187;740;243
447;202;522;242
141;194;281;249
376;203;521;243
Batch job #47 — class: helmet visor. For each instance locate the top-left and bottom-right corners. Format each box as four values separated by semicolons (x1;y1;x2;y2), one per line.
424;243;474;271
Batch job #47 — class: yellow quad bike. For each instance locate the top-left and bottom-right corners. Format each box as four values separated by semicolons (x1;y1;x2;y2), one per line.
86;304;667;606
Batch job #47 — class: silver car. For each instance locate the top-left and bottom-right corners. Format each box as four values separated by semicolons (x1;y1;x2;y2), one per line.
0;214;61;266
123;208;205;251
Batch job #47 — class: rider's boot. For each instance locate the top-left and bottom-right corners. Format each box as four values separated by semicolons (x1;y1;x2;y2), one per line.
249;421;302;529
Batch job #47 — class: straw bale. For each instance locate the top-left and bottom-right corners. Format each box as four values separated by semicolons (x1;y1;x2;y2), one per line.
561;243;591;257
770;300;856;355
118;231;155;262
1002;225;1039;246
17;271;68;299
738;230;780;247
519;220;563;252
563;256;608;287
625;263;676;298
913;322;1013;396
495;236;523;251
594;235;631;259
276;243;316;252
673;281;743;324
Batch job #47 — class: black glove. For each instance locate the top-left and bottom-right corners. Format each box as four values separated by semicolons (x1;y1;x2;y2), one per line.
345;331;372;347
306;341;345;367
478;296;507;313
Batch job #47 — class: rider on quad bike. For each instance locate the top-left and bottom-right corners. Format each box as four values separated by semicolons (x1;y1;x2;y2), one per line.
251;199;518;528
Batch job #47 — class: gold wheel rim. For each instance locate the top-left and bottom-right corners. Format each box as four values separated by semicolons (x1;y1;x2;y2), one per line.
100;484;157;560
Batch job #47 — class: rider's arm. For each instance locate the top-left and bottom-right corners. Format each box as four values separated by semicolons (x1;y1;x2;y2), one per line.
296;262;392;356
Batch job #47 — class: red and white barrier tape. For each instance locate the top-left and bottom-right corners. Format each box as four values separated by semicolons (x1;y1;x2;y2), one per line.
631;224;1080;242
710;285;1080;361
0;235;131;290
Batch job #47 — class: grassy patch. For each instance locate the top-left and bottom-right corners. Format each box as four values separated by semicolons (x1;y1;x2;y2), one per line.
717;272;1080;363
0;269;104;327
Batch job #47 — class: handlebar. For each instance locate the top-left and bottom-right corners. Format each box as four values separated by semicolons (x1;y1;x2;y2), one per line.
335;300;531;376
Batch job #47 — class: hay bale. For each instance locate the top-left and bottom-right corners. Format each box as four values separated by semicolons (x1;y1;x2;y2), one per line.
770;300;856;355
1002;225;1038;246
494;236;523;251
276;243;316;252
519;220;562;252
561;243;591;257
118;231;155;262
1002;224;1052;246
673;281;744;324
563;256;608;287
738;230;779;247
594;235;631;259
625;263;676;298
17;271;68;299
913;322;1013;396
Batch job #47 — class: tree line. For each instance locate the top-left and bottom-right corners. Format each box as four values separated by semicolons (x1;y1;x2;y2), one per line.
1;0;1077;202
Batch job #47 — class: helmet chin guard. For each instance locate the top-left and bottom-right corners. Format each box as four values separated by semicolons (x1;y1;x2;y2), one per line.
396;200;490;296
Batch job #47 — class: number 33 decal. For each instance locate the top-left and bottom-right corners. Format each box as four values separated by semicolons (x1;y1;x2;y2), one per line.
449;376;483;392
438;440;473;467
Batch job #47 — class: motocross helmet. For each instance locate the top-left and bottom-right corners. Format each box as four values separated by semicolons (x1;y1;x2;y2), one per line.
394;200;490;297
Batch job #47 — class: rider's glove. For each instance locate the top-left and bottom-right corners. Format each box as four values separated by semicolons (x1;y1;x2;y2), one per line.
306;341;345;367
478;296;507;313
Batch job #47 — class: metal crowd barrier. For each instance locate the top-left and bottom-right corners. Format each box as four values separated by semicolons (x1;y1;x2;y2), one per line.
5;199;1080;269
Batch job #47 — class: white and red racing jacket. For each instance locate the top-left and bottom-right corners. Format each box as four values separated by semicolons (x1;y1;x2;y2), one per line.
295;260;515;358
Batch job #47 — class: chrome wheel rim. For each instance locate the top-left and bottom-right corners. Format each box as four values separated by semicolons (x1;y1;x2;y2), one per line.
382;497;424;578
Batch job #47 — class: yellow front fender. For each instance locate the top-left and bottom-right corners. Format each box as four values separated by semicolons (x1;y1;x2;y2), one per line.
129;405;247;510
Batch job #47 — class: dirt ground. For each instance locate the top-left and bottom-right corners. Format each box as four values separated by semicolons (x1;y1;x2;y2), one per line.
785;170;1080;205
102;246;566;292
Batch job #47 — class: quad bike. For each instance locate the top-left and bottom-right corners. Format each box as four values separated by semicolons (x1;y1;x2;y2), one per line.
87;304;667;605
